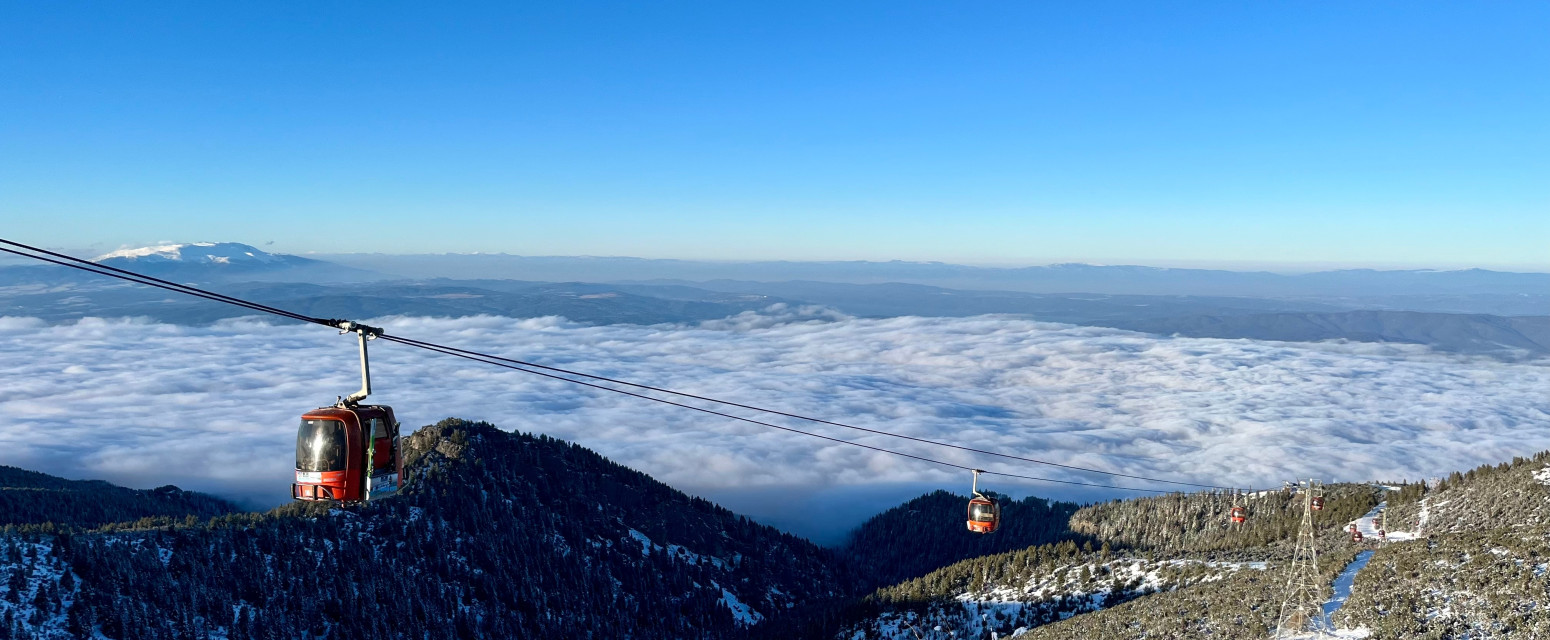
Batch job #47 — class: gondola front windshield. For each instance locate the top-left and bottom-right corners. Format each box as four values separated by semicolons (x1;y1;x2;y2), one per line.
296;419;347;472
970;502;997;522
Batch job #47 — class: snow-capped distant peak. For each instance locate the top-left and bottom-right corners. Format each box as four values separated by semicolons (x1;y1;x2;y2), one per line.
94;242;283;265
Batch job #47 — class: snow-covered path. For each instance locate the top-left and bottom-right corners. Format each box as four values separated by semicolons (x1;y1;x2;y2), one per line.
1347;500;1422;543
1275;551;1377;638
1286;491;1437;639
1323;550;1374;622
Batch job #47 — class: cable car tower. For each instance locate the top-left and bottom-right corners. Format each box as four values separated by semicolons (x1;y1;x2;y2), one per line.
1275;479;1330;637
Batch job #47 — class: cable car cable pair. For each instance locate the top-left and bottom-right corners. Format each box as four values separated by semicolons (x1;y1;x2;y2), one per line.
381;334;1179;493
379;333;1229;490
0;237;1234;500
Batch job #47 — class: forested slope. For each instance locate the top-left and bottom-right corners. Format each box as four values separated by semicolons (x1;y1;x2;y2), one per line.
8;425;1550;640
844;453;1550;640
1015;542;1361;640
1070;484;1379;554
1332;525;1550;638
1325;451;1550;638
839;490;1081;588
0;466;238;531
839;486;1381;639
1385;450;1550;536
0;419;861;640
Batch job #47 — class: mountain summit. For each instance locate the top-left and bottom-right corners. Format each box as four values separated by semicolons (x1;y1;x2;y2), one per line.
86;242;379;283
94;242;289;266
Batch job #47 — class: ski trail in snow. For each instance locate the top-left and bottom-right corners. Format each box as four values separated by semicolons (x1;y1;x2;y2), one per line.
1322;550;1374;623
1282;491;1412;639
1291;494;1401;639
1347;500;1422;543
1275;551;1378;639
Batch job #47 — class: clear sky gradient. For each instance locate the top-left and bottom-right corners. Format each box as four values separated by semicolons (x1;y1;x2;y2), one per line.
3;2;1546;268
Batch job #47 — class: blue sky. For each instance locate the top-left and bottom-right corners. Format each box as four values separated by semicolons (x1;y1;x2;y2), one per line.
3;2;1546;268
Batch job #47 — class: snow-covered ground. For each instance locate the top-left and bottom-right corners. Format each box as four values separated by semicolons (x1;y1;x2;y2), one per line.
624;528;759;624
1346;500;1422;543
852;557;1270;639
961;558;1270;607
1278;629;1372;639
719;588;763;625
0;538;78;640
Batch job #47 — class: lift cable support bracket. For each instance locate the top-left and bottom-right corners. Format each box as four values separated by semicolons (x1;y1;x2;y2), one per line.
327;320;385;408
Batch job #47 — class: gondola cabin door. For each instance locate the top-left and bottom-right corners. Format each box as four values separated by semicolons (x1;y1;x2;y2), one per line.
293;406;402;502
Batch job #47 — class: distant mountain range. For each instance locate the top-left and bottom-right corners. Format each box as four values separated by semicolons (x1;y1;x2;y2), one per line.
321;252;1550;299
1;242;1546;359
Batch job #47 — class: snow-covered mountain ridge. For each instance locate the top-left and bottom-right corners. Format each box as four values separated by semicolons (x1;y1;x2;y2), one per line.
94;242;286;265
73;241;382;283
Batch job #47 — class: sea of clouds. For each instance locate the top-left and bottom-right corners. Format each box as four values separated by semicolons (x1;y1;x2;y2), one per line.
2;308;1546;542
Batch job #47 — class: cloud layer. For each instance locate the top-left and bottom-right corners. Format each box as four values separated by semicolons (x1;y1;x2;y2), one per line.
2;311;1547;537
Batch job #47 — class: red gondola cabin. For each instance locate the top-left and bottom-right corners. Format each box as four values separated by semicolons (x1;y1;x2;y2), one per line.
1310;496;1324;511
1230;506;1247;524
293;320;402;503
293;405;402;502
967;496;1001;534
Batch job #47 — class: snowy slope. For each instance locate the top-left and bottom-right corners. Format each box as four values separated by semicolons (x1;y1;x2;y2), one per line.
87;242;380;283
1334;525;1550;638
0;538;78;640
843;554;1269;639
1346;500;1421;544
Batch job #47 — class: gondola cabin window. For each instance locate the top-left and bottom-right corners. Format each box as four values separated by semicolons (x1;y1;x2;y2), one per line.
368;418;393;471
297;419;347;475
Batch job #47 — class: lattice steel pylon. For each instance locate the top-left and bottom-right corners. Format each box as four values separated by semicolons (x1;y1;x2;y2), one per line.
1275;479;1331;637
